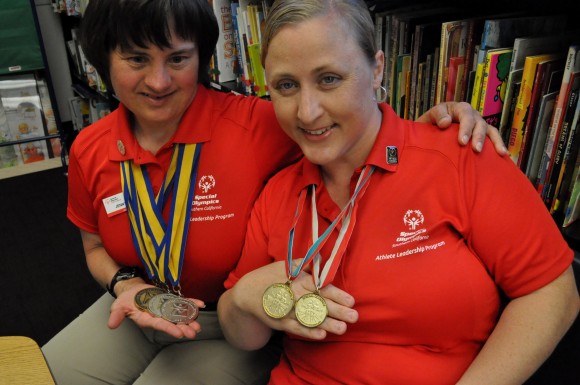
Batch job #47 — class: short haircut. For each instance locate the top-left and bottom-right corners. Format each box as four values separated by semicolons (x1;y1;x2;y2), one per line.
79;0;219;89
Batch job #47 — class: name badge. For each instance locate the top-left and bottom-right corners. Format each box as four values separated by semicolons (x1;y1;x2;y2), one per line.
103;192;127;217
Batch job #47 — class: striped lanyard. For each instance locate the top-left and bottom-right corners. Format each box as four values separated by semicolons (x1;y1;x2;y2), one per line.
287;165;375;290
120;143;202;291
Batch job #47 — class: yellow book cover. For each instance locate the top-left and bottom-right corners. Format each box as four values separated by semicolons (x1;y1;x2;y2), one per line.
507;53;559;165
470;62;485;110
247;44;267;97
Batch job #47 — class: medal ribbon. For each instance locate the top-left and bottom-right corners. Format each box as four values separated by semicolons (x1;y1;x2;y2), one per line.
120;143;202;287
287;165;375;287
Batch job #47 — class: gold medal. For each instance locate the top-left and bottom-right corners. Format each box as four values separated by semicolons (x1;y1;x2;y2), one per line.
294;292;328;327
262;281;295;319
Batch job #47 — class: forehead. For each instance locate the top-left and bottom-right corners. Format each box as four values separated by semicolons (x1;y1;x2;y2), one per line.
265;15;361;68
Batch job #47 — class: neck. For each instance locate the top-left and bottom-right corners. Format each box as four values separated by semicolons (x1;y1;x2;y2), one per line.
321;163;360;208
132;118;178;155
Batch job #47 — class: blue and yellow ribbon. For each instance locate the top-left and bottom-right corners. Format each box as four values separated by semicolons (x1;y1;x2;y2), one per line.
120;143;201;287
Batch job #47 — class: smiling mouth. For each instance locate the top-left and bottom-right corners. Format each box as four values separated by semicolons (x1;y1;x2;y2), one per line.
142;91;174;99
301;125;334;135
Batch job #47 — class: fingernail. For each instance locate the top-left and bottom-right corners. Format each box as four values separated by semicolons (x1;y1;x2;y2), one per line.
476;142;483;152
462;135;469;145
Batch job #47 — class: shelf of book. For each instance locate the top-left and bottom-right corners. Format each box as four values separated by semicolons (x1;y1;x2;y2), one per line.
369;1;580;241
0;0;66;176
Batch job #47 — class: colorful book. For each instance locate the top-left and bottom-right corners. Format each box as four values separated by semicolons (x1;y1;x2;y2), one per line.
470;61;485;110
446;56;465;102
526;92;558;182
500;69;523;141
436;18;471;104
536;44;580;198
553;87;580;215
544;72;580;210
210;0;236;83
499;34;567;137
477;48;513;128
518;57;565;170
507;53;559;165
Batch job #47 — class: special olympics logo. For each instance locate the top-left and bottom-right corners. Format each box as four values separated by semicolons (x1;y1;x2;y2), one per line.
403;210;424;230
198;175;216;193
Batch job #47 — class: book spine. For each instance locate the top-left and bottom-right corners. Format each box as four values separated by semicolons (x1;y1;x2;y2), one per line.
536;46;580;196
212;0;236;83
470;62;484;110
552;96;580;215
545;75;580;210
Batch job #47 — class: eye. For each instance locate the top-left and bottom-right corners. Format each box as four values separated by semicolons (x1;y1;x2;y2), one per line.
320;75;340;87
274;79;298;94
126;55;147;66
169;55;188;65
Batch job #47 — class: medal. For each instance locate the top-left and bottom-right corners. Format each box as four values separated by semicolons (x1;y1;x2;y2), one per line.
160;296;199;324
147;293;177;317
134;287;166;311
262;281;295;318
289;166;375;327
294;292;328;327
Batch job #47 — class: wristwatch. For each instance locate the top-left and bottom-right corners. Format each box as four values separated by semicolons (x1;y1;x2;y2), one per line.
106;266;143;298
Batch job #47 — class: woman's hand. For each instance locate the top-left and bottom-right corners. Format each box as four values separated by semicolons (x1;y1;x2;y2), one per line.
272;270;359;341
218;259;359;350
418;101;507;155
108;282;204;339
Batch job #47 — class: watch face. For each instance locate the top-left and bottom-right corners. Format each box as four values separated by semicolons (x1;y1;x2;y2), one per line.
117;267;139;281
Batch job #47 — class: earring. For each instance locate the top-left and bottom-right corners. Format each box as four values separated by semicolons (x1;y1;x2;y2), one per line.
378;86;387;103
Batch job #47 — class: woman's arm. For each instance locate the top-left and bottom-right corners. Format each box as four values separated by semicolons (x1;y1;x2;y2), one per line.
81;229;142;296
80;229;203;339
457;265;580;385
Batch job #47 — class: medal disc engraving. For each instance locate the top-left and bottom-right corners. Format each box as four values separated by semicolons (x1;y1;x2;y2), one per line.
147;293;179;317
262;282;295;319
160;297;199;324
294;293;328;327
134;287;166;311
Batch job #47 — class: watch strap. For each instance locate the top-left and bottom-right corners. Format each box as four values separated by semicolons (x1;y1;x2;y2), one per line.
106;266;143;298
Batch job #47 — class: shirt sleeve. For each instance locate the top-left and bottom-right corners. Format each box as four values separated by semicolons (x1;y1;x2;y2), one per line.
460;139;573;298
66;140;99;234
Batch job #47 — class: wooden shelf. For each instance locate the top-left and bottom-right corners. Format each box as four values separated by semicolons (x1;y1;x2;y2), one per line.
0;157;64;180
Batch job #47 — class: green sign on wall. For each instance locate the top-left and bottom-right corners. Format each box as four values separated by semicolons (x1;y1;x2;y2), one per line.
0;0;44;75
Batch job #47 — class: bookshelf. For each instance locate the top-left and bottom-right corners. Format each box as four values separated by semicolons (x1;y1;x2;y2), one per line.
368;1;580;243
0;0;66;178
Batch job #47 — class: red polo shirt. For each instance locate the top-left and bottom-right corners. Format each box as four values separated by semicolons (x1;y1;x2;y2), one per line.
67;86;301;302
225;103;573;384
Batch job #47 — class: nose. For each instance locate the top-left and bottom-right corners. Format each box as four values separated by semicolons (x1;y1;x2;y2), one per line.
144;62;172;92
297;88;323;126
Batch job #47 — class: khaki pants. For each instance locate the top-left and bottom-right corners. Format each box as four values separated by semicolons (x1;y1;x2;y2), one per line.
42;294;281;385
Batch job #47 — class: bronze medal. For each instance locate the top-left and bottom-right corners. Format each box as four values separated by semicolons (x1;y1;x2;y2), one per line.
294;292;328;327
262;282;295;319
134;287;166;311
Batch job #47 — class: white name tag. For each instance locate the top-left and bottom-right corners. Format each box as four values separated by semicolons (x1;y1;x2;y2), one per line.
103;192;127;217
